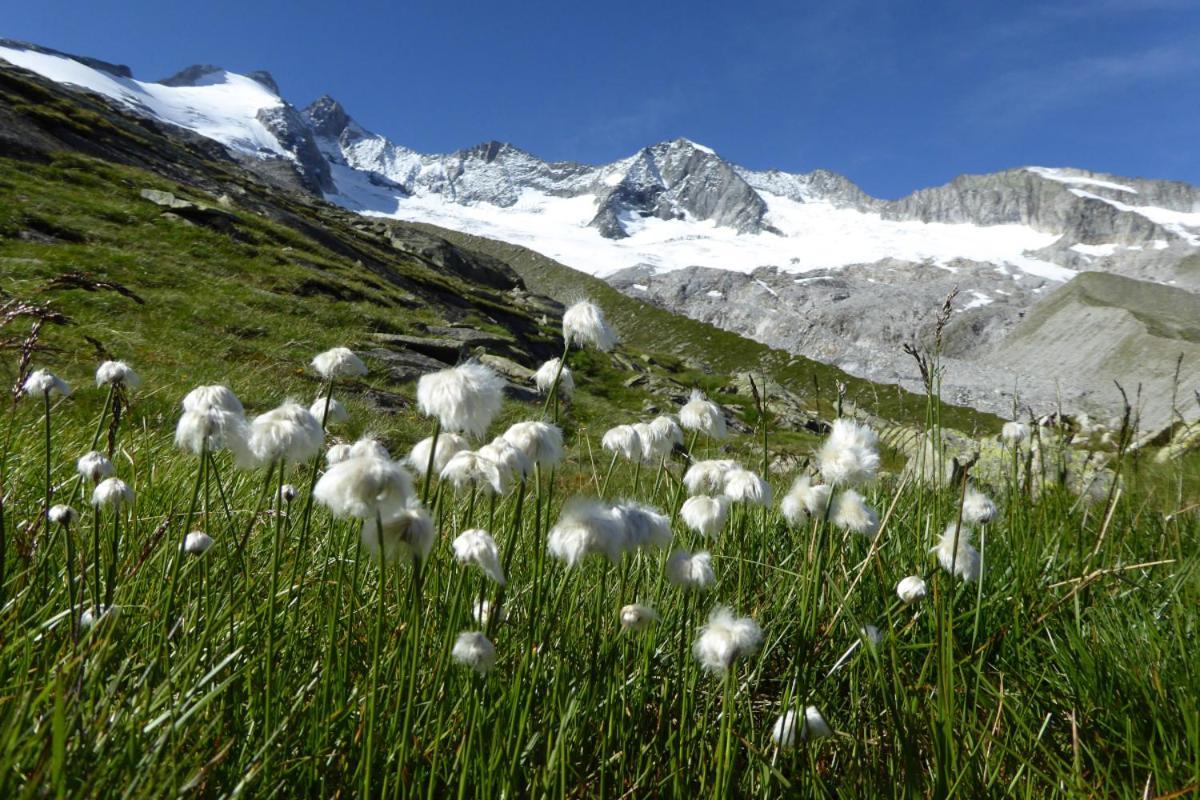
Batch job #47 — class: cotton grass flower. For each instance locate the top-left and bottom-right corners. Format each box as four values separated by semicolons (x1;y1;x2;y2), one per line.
860;624;883;648
679;389;726;439
547;498;625;566
406;432;470;474
648;415;683;453
680;495;729;538
280;484;298;503
361;501;435;563
182;531;214;555
23;369;71;398
620;603;659;632
349;438;390;460
242;402;324;467
326;443;353;465
962;485;997;524
933;523;982;582
416;361;505;440
602;424;644;463
501;421;564;468
666;550;715;590
310;396;349;426
896;575;928;605
478;438;533;483
440;450;507;495
562;299;618;351
724;468;772;506
182;385;244;416
692;606;762;674
613;501;671;552
683;459;738;495
48;504;77;526
830;489;879;539
473;599;507;626
314;456;414;519
534;358;574;398
452;529;506;585
76;451;114;483
311;346;367;379
452;631;498;675
818;418;880;487
1001;421;1030;445
773;707;832;747
780;475;832;523
92;478;133;510
175;407;249;456
79;605;116;632
95;360;139;389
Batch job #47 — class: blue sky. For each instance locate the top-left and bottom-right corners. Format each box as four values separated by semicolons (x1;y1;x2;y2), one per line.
4;0;1198;198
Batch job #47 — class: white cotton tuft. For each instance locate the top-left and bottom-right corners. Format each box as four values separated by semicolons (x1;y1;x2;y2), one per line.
666;550;716;590
76;451;114;483
416;361;505;440
349;438;390;461
896;575;928;605
92;478;133;510
280;484;298;503
311;347;367;379
620;603;659;632
534;358;574;398
326;443;353;465
692;606;762;674
962;485;997;524
723;468;772;506
310;396;349;426
452;631;498;674
95;360;140;389
452;528;506;585
547;498;625;566
80;605;117;632
473;599;507;626
48;504;77;526
361;501;435;563
683;459;738;495
182;531;214;555
440;450;508;495
242;402;324;467
479;437;533;483
502;421;565;469
830;489;880;539
562;300;618;351
613;501;672;552
1001;421;1030;445
602;424;645;463
314;456;413;519
818;419;880;486
679;389;726;439
680;495;729;538
23;369;71;398
182;385;244;416
407;432;470;475
933;523;982;582
175;408;250;458
860;624;883;648
780;475;831;523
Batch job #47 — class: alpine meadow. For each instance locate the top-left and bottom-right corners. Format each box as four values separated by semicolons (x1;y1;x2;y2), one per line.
0;24;1199;800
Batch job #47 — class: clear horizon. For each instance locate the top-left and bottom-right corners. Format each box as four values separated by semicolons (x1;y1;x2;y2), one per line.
3;0;1198;199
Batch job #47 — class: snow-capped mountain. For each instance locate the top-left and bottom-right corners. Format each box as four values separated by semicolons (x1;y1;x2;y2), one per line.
4;39;1198;428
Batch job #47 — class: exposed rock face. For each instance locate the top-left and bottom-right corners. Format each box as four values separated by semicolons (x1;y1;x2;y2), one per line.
255;104;334;194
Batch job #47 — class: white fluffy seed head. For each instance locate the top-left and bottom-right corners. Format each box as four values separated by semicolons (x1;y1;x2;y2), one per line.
242;402;324;467
175;408;250;458
683;459;738;495
76;451;114;483
666;550;716;590
182;385;244;416
502;421;565;469
473;599;507;626
23;369;71;398
680;495;729;538
818;419;880;487
416;361;505;440
452;631;497;675
182;531;214;555
310;396;349;426
314;456;414;519
780;475;832;523
92;478;133;510
95;360;140;389
1001;421;1030;445
80;605;116;632
962;485;997;524
479;437;533;483
361;501;435;563
48;504;77;526
547;498;625;566
723;468;772;506
780;706;833;744
692;606;762;674
407;432;470;475
326;443;353;465
440;450;508;495
350;438;390;461
534;358;574;398
602;424;645;463
896;575;928;605
649;415;683;452
280;484;298;503
679;389;726;439
933;523;982;582
452;528;506;585
860;624;883;648
613;501;672;552
311;347;367;379
562;300;618;351
831;489;880;539
620;603;659;632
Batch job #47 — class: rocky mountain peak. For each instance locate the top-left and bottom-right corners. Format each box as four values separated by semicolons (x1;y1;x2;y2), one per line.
303;94;352;139
158;64;227;87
